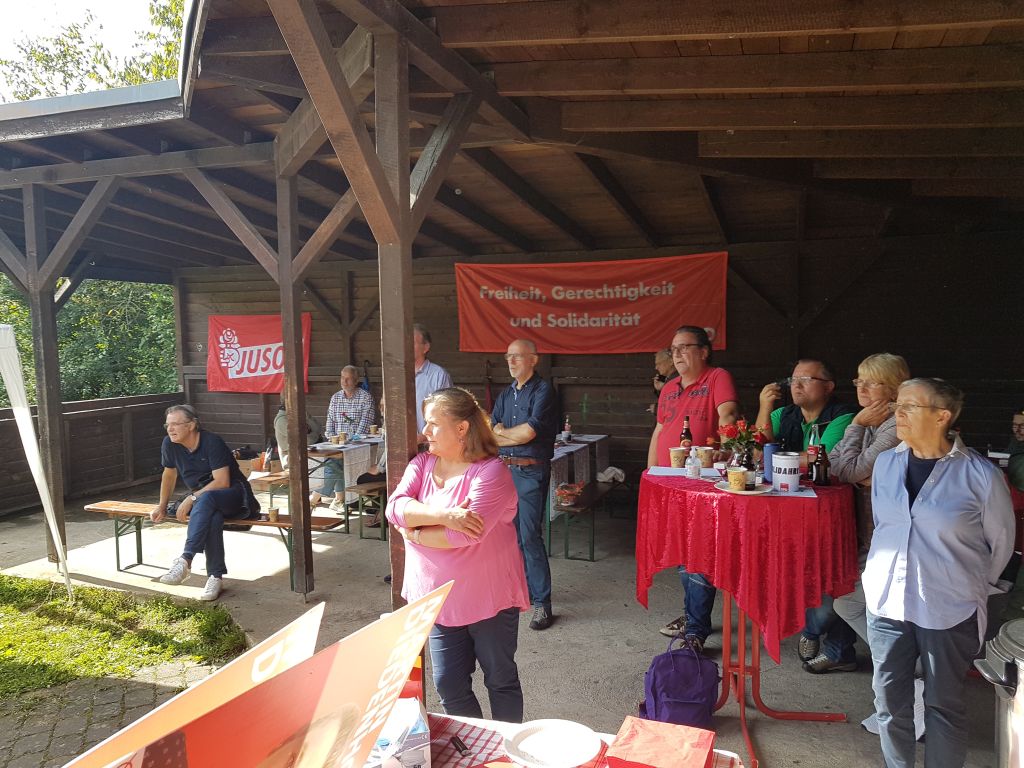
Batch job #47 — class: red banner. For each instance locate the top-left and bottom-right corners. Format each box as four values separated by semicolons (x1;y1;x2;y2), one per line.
206;314;312;393
455;251;727;354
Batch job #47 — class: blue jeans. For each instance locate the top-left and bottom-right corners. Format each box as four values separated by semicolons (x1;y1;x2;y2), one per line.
678;568;716;640
183;483;254;577
803;594;857;662
867;610;978;768
318;458;345;496
510;463;552;610
428;607;523;722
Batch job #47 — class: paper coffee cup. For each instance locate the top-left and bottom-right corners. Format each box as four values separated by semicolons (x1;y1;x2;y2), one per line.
669;447;687;468
727;467;747;491
369;425;379;435
268;508;279;522
697;446;714;468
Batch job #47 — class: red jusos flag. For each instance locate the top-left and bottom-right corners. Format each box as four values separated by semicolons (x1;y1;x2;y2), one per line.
455;251;728;353
206;314;312;393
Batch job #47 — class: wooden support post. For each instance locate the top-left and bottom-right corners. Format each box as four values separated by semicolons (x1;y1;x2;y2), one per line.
23;184;66;561
277;173;315;595
375;31;415;610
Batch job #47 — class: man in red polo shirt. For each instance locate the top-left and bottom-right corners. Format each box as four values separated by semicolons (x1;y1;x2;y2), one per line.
647;325;739;648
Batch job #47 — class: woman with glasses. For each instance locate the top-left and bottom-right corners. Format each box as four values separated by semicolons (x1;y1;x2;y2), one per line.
386;387;529;722
809;354;910;674
864;378;1014;768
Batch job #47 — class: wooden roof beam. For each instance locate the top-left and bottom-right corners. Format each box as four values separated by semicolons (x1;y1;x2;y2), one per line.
485;44;1024;97
204;12;356;56
326;0;529;141
269;0;402;243
563;93;1024;132
39;176;122;289
573;153;660;246
433;185;533;252
692;175;728;246
293;190;360;281
0;142;274;189
0;224;28;292
417;220;474;255
913;179;1024;197
815;158;1024;180
699;128;1024;159
430;0;1024;47
461;147;595;249
54;256;92;311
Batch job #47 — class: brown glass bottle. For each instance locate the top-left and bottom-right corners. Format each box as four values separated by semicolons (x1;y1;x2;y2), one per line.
679;416;693;448
812;445;831;486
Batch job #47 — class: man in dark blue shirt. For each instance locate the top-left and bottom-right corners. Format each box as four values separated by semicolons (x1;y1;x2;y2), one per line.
492;338;559;630
150;404;259;600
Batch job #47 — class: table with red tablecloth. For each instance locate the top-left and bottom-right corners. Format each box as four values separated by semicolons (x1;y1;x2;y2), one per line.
636;473;858;664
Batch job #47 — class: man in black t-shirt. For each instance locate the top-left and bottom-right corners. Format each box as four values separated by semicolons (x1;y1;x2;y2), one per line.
150;404;259;600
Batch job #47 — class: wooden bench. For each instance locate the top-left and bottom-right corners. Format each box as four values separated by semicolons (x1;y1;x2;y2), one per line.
247;470;291;508
345;480;388;541
84;500;346;589
549;481;616;562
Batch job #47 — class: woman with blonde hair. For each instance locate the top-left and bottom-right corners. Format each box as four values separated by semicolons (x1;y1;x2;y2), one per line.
807;353;910;672
385;387;529;721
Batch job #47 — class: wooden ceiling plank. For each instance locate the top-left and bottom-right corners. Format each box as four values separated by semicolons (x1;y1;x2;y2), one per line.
460;147;595;249
563;92;1024;132
184;168;280;277
410;92;482;232
327;0;530;141
574;154;660;246
203;12;356;56
274;27;376;177
429;1;1024;47
201;54;308;97
0;143;274;189
268;0;401;243
0;223;28;292
913;179;1024;197
485;44;1024;96
417;219;474;255
815;158;1024;179
699;128;1024;158
39;176;123;289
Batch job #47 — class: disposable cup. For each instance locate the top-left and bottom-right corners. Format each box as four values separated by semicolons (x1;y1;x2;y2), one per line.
696;446;714;468
267;508;279;523
669;447;687;468
727;467;747;491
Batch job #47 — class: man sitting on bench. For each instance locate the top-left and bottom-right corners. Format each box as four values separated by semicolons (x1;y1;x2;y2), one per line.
150;404;260;601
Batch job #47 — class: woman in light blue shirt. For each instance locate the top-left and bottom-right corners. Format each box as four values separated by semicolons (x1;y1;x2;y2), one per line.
864;378;1014;768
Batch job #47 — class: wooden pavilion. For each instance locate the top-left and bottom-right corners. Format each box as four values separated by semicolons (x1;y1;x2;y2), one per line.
0;0;1021;598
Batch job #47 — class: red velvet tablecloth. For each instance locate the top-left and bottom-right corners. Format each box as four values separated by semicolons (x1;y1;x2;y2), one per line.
636;473;858;663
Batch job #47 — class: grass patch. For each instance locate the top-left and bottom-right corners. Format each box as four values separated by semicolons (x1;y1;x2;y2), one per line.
0;575;247;699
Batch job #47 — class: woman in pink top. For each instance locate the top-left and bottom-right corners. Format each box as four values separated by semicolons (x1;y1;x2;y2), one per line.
386;387;529;722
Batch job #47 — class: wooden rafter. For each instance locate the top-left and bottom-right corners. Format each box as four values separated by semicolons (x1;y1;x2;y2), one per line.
293;190;359;281
204;12;356;56
410;92;481;232
913;179;1024;197
39;176;122;290
0;224;27;292
430;0;1024;47
815;158;1024;180
562;93;1024;133
270;0;402;244
54;256;92;311
184;168;280;278
461;148;594;249
433;185;533;252
698;128;1024;159
485;44;1024;96
0;143;274;189
692;174;728;245
574;154;660;246
326;0;529;141
202;55;309;98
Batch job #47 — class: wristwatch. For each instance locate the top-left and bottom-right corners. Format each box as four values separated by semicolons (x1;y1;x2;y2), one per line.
189;493;198;502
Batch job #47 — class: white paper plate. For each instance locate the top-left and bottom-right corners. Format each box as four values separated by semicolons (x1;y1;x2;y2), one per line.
714;480;773;496
503;719;602;768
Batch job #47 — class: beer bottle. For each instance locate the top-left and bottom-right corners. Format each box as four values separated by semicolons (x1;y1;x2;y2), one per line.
679;416;693;448
806;422;821;465
814;445;831;486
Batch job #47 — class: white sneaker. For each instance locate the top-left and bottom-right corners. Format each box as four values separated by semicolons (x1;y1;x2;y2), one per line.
328;499;347;513
200;576;223;601
159;557;191;585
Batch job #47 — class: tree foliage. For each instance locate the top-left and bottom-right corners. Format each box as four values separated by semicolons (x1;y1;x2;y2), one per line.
0;0;184;101
0;0;185;406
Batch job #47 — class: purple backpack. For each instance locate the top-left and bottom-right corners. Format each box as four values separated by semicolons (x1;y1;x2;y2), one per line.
639;637;720;730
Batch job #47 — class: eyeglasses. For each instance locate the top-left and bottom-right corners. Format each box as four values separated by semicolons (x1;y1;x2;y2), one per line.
163;420;193;429
887;402;944;415
852;379;886;389
670;344;702;356
783;376;830;386
504;353;531;361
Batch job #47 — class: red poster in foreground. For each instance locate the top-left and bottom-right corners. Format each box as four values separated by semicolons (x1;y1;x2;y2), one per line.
455;252;727;353
206;313;312;393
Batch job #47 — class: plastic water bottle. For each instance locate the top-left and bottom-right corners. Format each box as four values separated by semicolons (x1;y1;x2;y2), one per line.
685;447;701;479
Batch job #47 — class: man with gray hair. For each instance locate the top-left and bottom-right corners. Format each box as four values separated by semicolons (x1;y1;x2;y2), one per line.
150;404;259;601
414;323;452;436
310;365;375;510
